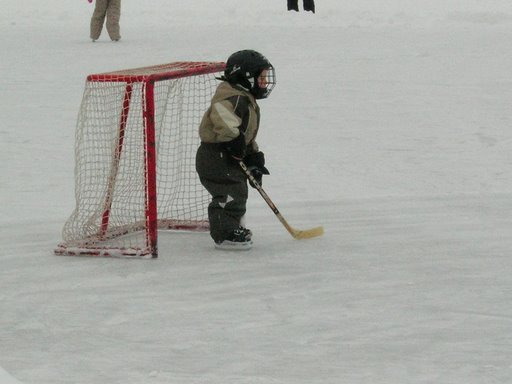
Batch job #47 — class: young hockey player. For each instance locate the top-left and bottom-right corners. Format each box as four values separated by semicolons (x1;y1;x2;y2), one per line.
196;50;276;250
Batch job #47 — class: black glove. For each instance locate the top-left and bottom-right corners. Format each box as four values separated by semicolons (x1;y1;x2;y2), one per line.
303;0;315;13
247;166;266;188
244;152;270;188
287;0;299;11
224;132;246;160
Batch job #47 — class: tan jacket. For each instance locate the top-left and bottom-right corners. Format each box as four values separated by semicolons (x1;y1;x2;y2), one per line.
199;81;260;153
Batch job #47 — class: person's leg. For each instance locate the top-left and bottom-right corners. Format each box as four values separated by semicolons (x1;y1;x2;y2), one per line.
288;0;299;11
90;0;108;40
205;179;248;243
196;145;248;243
106;0;121;41
303;0;315;13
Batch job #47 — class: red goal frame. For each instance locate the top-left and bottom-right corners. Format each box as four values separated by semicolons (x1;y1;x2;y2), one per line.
55;62;226;258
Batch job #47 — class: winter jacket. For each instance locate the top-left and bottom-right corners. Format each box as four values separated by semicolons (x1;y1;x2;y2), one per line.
198;81;260;155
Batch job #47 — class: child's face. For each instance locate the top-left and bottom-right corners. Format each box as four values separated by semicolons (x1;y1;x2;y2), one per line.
257;69;269;89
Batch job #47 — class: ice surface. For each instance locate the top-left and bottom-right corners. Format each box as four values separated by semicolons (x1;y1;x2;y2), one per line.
1;1;512;383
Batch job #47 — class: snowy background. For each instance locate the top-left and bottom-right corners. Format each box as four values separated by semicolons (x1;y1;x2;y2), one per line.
2;0;512;383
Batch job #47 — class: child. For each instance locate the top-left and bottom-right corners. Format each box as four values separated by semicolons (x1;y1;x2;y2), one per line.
89;0;121;42
196;50;276;250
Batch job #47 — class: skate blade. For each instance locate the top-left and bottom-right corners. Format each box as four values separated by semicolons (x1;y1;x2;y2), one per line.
214;240;253;251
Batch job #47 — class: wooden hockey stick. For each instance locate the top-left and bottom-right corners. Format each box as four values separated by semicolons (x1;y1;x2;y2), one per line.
239;161;324;239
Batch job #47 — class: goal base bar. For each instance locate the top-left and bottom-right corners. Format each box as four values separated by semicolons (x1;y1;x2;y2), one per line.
54;245;155;259
54;220;210;259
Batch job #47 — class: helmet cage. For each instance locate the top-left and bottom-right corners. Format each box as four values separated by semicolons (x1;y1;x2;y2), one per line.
252;65;276;99
224;50;276;99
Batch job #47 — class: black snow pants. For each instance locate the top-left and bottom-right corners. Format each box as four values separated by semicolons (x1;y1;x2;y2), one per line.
196;143;248;243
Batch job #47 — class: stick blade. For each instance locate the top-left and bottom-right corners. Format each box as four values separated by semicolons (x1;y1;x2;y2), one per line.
291;226;324;240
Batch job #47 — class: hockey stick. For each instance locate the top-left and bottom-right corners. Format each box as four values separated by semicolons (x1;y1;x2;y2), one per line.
239;161;324;239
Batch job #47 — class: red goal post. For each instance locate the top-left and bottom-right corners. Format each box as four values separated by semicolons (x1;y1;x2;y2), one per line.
55;61;226;258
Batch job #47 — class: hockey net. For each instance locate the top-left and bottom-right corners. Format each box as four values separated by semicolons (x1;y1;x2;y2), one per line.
55;62;225;258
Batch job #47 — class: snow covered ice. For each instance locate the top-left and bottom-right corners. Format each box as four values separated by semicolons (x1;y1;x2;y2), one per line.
1;0;512;383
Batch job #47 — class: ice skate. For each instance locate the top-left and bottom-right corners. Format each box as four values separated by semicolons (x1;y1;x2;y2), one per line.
215;227;253;251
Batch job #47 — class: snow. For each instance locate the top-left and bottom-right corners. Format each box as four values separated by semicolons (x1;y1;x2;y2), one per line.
1;1;512;383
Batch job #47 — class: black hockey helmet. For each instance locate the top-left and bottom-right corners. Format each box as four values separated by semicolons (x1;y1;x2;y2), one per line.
223;50;276;99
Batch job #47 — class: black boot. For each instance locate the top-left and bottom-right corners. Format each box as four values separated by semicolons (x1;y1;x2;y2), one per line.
215;227;253;251
303;0;315;13
287;0;299;12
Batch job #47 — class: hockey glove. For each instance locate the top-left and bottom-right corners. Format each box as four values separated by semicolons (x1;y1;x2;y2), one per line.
244;152;270;188
303;0;315;13
247;166;268;188
224;132;246;160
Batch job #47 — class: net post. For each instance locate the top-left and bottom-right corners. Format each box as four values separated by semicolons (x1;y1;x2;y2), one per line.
100;82;134;237
143;80;158;258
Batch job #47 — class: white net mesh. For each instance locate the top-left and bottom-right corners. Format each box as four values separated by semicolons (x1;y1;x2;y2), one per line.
56;62;224;257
